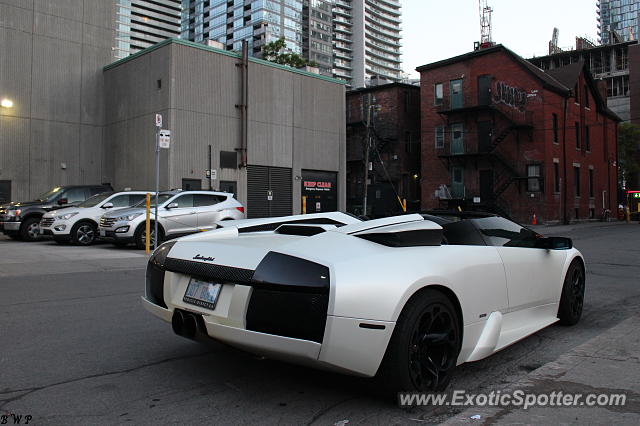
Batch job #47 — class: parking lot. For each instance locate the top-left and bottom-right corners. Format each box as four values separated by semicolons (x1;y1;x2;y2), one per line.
1;222;640;425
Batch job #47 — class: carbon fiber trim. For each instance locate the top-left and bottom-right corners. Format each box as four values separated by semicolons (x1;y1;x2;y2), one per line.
164;257;254;284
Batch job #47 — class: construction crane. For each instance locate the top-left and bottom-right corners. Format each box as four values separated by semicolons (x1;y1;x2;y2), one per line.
479;0;493;48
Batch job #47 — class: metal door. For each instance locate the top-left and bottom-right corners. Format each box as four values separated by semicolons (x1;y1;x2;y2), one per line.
182;179;201;191
0;181;11;202
247;165;292;218
478;121;492;153
219;180;237;197
450;123;464;154
451;167;464;199
450;79;463;109
479;170;494;202
478;75;492;106
301;170;338;214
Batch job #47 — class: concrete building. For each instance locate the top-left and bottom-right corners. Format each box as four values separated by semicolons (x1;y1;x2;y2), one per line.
348;0;402;88
103;38;346;217
0;0;117;202
529;40;637;122
418;45;619;224
114;0;181;59
346;82;420;217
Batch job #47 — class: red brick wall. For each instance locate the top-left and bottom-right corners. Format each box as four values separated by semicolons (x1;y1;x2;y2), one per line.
419;48;618;224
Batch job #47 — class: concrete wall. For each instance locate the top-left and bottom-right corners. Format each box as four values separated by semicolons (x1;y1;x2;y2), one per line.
0;0;116;200
104;40;346;213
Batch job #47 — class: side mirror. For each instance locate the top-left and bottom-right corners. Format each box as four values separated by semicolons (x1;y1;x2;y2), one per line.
166;202;179;209
58;198;68;205
102;202;114;209
535;236;573;250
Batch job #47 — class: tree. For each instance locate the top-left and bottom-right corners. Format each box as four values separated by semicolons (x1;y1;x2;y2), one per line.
261;37;318;69
618;122;640;189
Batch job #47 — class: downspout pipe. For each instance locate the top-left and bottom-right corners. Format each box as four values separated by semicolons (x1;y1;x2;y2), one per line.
562;96;569;224
236;40;249;168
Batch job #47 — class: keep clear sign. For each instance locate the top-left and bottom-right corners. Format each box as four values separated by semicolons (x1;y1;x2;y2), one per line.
159;129;171;149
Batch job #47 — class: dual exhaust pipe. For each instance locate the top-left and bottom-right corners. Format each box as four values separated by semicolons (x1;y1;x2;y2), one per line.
172;309;205;340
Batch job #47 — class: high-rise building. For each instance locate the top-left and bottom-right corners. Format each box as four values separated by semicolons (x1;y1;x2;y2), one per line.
348;0;403;88
597;0;640;45
181;0;403;88
114;0;182;59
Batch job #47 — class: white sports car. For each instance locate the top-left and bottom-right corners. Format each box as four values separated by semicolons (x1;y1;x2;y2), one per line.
142;211;585;392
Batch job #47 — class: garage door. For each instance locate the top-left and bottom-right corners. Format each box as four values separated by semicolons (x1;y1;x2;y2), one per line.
247;165;292;218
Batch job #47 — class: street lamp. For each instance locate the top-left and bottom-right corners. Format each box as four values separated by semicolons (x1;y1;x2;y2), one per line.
1;98;14;108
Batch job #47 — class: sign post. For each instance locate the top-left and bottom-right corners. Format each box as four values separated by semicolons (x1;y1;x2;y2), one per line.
153;114;163;250
145;193;151;254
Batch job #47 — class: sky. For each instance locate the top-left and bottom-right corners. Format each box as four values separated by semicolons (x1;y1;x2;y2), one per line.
401;0;600;78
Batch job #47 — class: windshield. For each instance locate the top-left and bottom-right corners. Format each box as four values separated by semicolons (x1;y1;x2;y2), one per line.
78;192;113;208
134;194;173;208
36;187;63;202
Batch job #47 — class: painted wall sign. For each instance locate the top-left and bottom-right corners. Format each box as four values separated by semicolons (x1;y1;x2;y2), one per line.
494;81;527;112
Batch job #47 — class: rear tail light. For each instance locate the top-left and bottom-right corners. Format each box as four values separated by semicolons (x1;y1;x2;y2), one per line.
236;207;245;213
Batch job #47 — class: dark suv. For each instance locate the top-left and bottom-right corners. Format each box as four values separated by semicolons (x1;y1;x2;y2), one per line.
0;184;113;241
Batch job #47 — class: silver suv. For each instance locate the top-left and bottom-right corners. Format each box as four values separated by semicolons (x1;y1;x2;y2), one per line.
98;190;245;249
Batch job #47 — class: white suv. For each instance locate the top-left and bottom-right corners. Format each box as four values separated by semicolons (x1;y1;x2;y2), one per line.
98;190;245;249
39;191;150;245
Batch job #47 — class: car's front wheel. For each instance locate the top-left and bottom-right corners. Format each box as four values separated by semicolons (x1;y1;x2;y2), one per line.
20;217;42;242
378;288;461;394
134;223;163;250
557;259;585;326
71;221;97;246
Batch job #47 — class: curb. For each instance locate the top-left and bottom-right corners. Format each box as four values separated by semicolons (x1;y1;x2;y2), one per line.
441;315;640;424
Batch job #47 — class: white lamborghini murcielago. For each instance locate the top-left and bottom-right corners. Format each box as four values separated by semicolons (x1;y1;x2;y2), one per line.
142;211;585;392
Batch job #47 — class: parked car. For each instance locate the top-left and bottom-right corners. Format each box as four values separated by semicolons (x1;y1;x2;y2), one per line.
99;190;245;249
0;184;113;241
39;191;151;245
142;211;585;394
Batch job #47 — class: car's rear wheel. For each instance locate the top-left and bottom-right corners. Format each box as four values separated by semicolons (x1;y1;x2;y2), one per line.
20;217;42;242
377;289;461;394
71;221;97;246
134;224;163;250
557;259;585;326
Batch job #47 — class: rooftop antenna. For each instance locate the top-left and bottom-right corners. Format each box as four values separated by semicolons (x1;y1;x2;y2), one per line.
479;0;493;48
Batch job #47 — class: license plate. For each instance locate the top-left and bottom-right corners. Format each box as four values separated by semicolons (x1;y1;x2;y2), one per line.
100;230;106;237
183;278;222;310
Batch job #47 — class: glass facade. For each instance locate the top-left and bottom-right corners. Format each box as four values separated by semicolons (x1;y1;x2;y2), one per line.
598;0;640;44
115;0;182;59
181;0;403;86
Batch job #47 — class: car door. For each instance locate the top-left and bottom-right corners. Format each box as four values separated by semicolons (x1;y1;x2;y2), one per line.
194;194;225;230
159;194;198;236
471;217;568;311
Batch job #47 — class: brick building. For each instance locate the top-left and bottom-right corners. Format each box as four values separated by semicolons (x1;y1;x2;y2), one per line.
346;83;421;217
417;45;620;224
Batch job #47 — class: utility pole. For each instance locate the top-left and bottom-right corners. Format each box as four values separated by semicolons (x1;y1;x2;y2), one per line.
363;94;374;217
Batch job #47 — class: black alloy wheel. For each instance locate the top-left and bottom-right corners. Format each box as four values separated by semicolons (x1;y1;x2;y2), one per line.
377;289;461;394
558;260;585;326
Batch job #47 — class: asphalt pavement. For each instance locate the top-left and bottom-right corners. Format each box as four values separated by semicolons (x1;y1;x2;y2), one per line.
1;222;639;425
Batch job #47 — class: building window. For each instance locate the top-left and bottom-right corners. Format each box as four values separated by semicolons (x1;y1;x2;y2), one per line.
584;85;589;108
574;166;581;197
435;126;444;148
554;162;560;193
527;164;541;192
575;122;580;149
434;83;443;105
585;125;590;151
405;132;412;153
552;113;558;143
589;168;594;197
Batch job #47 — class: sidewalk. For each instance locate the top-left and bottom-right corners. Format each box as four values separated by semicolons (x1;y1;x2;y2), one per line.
443;315;640;425
529;219;633;234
